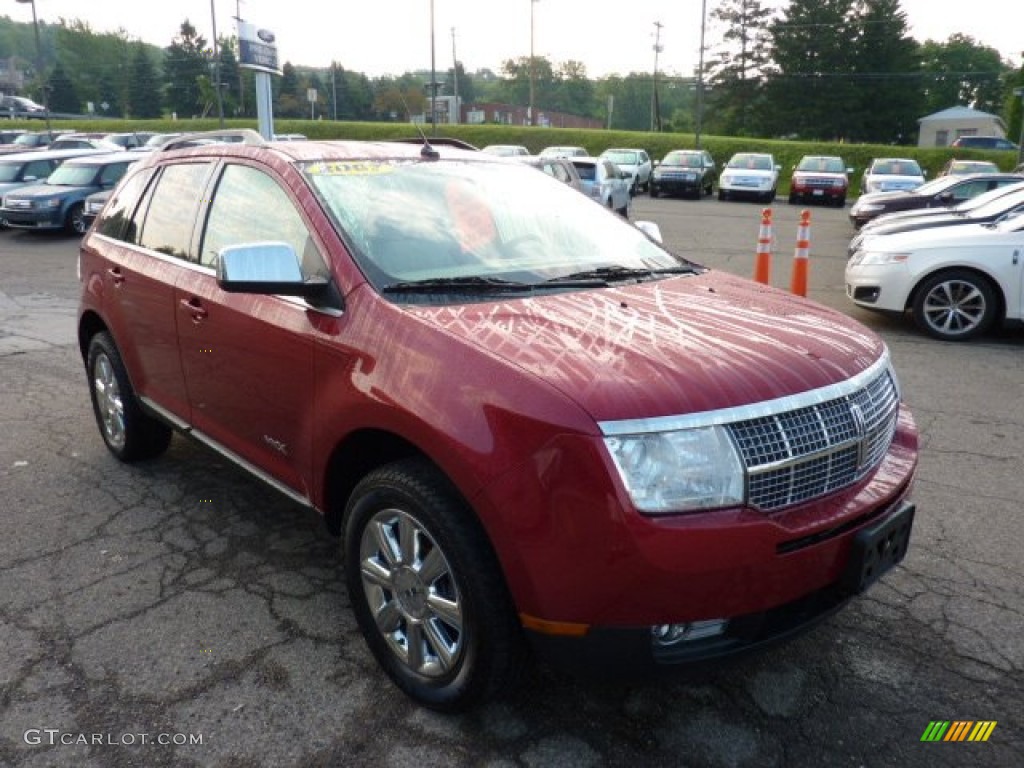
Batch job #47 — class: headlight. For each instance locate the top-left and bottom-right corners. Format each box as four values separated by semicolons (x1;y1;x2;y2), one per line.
45;199;61;208
855;203;885;214
604;426;745;514
850;250;909;266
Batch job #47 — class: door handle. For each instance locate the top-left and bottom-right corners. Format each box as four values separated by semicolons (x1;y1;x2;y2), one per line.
179;297;208;322
106;267;125;285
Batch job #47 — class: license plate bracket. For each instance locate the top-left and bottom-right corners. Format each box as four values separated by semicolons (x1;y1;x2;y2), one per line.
840;502;914;594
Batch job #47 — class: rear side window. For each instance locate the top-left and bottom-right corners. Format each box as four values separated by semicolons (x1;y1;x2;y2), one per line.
575;164;596;181
137;163;213;260
95;167;155;242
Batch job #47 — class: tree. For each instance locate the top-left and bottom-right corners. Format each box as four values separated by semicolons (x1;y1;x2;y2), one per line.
919;34;1008;115
553;60;596;117
704;0;774;137
164;19;209;118
764;0;858;140
443;61;475;106
849;0;924;144
275;61;303;117
127;44;162;118
595;74;652;130
47;62;79;113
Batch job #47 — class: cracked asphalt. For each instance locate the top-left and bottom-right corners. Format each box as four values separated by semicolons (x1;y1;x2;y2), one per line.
1;200;1021;768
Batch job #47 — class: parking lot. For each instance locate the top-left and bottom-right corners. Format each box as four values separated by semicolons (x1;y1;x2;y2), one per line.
1;196;1022;768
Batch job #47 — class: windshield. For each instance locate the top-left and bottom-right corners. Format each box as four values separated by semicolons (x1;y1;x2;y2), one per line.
727;154;772;171
303;159;693;301
966;184;1024;217
664;152;702;168
13;134;42;147
870;159;922;177
0;162;25;182
46;164;99;186
603;150;638;164
796;156;845;173
912;176;961;195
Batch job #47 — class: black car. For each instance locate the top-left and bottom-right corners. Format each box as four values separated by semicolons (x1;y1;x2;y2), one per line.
848;172;1024;228
649;149;717;199
847;180;1024;255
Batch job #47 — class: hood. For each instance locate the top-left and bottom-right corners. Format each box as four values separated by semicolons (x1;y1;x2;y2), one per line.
857;189;918;205
5;183;93;200
409;271;884;423
867;221;1023;252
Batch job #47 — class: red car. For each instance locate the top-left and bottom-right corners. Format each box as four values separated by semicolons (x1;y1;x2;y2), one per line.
789;155;852;207
78;130;918;711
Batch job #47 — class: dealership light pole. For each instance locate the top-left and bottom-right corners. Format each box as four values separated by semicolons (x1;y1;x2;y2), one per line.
14;0;52;134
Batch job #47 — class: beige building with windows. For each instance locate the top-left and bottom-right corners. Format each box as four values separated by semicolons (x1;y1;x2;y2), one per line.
918;106;1008;148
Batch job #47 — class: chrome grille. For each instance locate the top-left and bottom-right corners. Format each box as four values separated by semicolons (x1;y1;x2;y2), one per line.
728;367;899;511
4;198;31;210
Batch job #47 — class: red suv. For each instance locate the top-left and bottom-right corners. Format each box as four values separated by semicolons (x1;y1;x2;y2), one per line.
78;130;918;711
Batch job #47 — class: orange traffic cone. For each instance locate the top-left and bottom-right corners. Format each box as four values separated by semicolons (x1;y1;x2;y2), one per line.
753;208;773;284
790;209;811;297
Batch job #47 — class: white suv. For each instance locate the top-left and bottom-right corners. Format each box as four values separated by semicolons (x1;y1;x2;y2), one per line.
599;148;652;194
718;152;781;203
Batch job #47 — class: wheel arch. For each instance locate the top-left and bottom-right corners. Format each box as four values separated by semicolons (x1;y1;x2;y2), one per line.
322;428;439;536
78;310;110;363
905;264;1006;320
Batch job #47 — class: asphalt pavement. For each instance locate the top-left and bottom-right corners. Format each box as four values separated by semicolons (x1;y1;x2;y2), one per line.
0;199;1021;768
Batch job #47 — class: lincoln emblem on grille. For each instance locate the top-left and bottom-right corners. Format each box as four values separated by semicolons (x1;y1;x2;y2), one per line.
849;401;868;468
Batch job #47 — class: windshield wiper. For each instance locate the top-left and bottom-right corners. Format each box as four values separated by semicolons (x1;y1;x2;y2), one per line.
381;276;534;294
545;264;700;283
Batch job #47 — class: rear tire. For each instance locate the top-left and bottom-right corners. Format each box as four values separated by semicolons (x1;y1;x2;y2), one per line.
86;332;172;461
343;459;522;712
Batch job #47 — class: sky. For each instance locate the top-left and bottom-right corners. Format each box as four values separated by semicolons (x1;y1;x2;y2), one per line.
12;0;1022;79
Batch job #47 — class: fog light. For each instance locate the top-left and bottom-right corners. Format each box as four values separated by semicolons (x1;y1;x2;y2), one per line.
651;619;728;646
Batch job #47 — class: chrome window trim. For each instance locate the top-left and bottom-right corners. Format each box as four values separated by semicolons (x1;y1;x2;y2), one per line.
598;350;892;437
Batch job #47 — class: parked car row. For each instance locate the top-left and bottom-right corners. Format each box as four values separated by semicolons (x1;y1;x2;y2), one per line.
845;177;1024;341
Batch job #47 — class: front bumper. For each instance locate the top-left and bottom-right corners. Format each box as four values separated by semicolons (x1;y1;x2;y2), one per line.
652;175;702;195
526;498;915;676
2;208;63;230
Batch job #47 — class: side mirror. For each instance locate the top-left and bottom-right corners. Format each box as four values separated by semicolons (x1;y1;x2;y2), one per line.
634;220;663;243
217;242;326;297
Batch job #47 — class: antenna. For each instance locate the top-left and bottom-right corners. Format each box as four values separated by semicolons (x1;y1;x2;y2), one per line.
399;92;439;160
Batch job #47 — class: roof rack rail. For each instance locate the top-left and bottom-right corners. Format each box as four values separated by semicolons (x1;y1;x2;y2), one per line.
159;128;266;152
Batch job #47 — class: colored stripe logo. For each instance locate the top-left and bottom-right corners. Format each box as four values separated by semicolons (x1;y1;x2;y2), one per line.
921;721;997;742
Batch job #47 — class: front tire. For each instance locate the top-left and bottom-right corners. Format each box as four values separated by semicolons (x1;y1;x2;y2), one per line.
911;270;998;341
66;202;87;235
343;459;521;712
86;332;172;461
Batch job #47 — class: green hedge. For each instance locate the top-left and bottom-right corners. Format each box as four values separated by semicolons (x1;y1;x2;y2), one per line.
8;117;1017;194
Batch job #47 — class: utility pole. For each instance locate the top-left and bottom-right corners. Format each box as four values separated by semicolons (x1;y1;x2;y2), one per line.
451;27;459;125
696;0;707;148
529;0;538;126
233;0;245;115
210;0;225;127
651;21;663;132
430;0;436;134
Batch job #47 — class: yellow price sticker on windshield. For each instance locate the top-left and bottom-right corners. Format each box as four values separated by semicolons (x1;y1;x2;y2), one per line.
306;161;394;176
